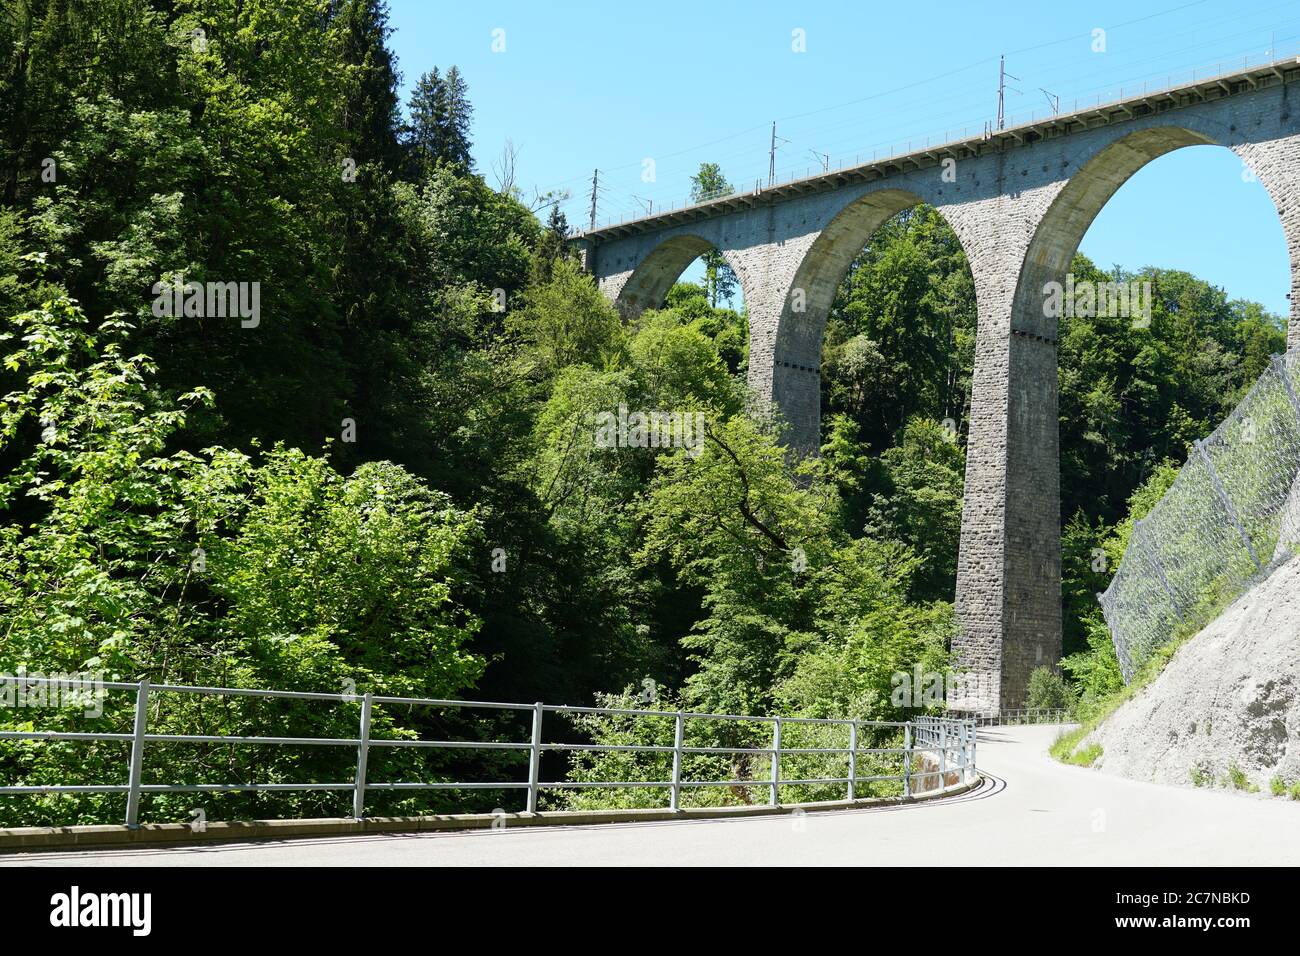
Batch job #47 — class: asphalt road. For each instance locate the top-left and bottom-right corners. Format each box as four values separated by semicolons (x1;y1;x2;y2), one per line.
5;724;1299;866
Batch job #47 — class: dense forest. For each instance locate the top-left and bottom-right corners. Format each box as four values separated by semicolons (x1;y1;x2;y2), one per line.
0;0;1287;823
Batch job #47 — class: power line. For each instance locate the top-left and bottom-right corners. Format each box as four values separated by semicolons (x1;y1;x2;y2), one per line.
559;4;1293;227
997;55;1021;132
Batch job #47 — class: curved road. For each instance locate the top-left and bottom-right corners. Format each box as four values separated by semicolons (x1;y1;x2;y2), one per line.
5;724;1299;866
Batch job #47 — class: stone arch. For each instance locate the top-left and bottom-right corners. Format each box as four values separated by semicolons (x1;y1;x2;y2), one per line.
1012;122;1293;338
614;233;749;319
973;120;1299;714
768;187;978;453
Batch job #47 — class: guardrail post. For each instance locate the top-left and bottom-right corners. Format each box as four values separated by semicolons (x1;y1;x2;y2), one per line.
965;721;972;780
526;701;543;813
956;721;966;784
352;692;372;819
903;723;912;798
670;711;685;811
847;720;858;801
970;720;977;782
124;679;150;827
769;718;782;806
939;721;947;788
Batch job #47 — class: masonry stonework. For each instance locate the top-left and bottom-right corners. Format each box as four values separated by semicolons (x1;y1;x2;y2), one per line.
576;64;1300;712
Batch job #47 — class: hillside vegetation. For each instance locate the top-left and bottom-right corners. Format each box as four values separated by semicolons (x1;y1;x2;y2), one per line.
0;0;1287;824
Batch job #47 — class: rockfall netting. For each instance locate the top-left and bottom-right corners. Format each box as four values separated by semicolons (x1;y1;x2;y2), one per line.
1098;352;1300;682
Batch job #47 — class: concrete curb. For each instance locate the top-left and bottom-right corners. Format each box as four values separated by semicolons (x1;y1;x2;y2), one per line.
0;777;981;852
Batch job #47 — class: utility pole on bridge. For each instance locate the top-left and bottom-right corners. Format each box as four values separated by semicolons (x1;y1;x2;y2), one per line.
588;168;599;231
768;121;791;186
769;122;776;186
997;55;1020;130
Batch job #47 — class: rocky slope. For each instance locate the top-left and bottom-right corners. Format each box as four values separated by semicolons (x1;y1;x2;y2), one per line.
1083;550;1300;794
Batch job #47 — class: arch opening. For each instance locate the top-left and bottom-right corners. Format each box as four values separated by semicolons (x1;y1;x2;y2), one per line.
780;191;979;603
615;234;746;319
765;189;978;459
1014;126;1217;339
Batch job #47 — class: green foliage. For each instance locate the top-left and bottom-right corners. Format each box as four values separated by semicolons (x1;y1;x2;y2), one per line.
1190;762;1213;787
636;414;830;714
1061;618;1125;721
406;65;474;171
513;258;624;379
208;452;484;698
1052;621;1200;770
775;537;954;722
557;686;754;811
5;4;1291;829
1223;764;1258;792
688;164;737;306
862;418;965;601
1068;743;1103;767
1059;463;1180;705
664;281;747;372
631;412;954;721
0;299;483;824
823;205;975;454
1025;667;1076;713
557;685;910;811
1057;257;1283;528
1049;727;1103;766
1270;775;1286;797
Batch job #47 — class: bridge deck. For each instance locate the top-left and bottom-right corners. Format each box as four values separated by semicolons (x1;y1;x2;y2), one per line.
577;54;1300;243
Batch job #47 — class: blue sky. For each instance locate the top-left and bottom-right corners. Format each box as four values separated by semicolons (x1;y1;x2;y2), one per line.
386;0;1295;315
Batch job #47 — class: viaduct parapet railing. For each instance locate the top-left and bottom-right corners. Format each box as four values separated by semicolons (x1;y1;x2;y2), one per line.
0;676;978;828
575;46;1300;239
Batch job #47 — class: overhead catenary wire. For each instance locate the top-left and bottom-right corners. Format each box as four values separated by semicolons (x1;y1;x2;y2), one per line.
542;2;1291;227
546;0;1216;198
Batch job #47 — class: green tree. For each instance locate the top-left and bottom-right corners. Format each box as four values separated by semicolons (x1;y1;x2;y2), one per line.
406;67;448;171
532;204;575;284
406;64;474;172
637;415;832;714
0;298;483;695
823;206;975;453
1025;666;1075;712
689;163;738;306
511;258;624;379
0;297;488;825
864;418;966;601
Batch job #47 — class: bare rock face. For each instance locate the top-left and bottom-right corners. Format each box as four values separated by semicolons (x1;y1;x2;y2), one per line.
1087;552;1300;793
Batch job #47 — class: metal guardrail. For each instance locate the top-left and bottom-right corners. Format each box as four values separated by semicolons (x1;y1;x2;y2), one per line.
979;708;1070;727
945;708;1072;726
0;676;978;827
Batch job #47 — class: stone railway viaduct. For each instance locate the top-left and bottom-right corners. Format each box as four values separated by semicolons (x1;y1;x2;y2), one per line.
572;59;1300;712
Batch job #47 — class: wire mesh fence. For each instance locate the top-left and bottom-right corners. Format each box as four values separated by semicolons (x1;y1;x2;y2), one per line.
1099;352;1300;682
